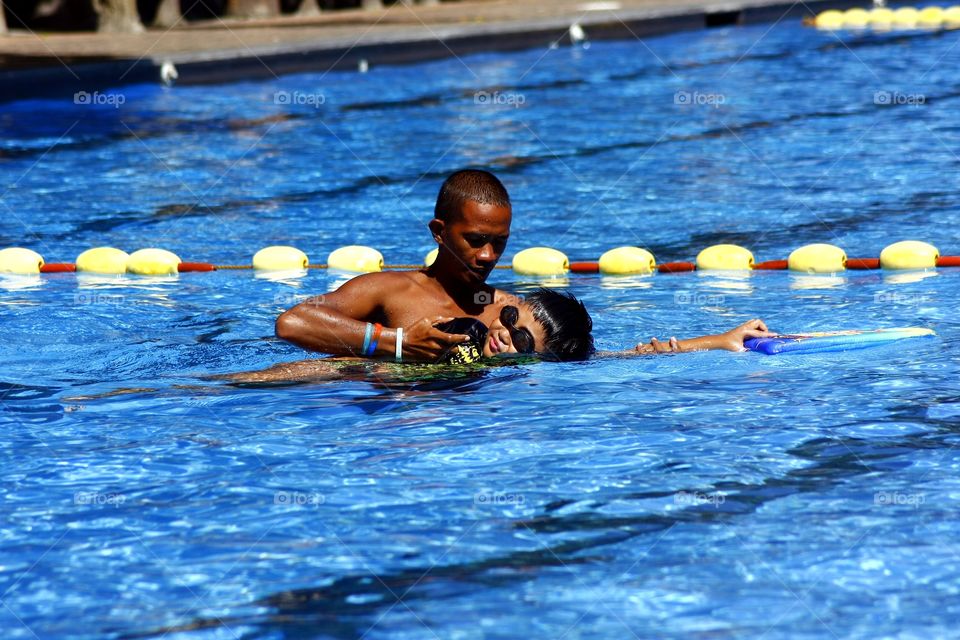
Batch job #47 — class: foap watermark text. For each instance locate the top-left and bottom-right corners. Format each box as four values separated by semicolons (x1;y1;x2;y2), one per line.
74;91;126;108
675;490;726;508
474;91;526;108
74;491;126;507
474;492;525;506
274;491;326;507
274;91;326;108
675;291;725;306
874;491;924;509
674;90;726;108
874;91;925;107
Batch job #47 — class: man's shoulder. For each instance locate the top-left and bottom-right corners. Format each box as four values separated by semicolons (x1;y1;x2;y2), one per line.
347;269;420;287
373;270;424;287
341;270;425;298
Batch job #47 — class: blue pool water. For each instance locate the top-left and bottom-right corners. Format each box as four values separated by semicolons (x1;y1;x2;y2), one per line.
2;15;960;639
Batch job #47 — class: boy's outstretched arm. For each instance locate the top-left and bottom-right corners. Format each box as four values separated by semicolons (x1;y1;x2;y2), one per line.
617;319;775;356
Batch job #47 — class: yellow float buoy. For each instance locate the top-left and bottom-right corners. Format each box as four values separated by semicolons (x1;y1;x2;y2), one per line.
598;246;656;275
880;240;939;270
126;248;181;276
76;247;129;274
0;247;44;274
252;246;308;271
327;245;383;273
788;243;847;274
843;8;871;28
512;247;569;276
868;7;895;28
424;248;438;267
695;244;754;271
918;6;945;27
814;9;845;29
945;6;960;26
892;7;919;28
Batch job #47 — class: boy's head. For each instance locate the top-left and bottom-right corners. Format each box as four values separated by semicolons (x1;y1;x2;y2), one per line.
526;288;594;361
481;288;594;362
429;169;513;285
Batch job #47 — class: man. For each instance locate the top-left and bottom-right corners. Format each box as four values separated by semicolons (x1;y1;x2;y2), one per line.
276;169;519;362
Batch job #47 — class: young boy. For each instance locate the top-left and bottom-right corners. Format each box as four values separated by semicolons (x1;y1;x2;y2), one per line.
226;289;771;383
455;288;772;360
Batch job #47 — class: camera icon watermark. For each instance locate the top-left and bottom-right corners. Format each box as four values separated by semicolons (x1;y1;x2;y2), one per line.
74;91;126;109
874;491;924;509
674;90;726;108
474;291;493;305
674;291;725;306
674;490;726;508
274;90;326;108
74;491;126;507
274;490;325;507
474;91;527;108
873;91;925;107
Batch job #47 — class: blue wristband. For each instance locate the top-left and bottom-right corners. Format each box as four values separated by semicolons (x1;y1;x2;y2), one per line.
361;322;373;355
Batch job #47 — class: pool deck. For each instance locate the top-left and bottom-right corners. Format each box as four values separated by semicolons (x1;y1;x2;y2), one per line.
0;0;857;98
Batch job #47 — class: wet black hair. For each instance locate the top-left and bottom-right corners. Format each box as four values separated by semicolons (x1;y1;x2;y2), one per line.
525;288;594;361
433;169;511;223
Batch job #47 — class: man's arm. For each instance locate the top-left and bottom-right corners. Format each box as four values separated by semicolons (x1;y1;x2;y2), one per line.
275;273;470;361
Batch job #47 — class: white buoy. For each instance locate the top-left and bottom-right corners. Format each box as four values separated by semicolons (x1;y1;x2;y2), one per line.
569;23;587;44
160;61;178;86
358;59;369;73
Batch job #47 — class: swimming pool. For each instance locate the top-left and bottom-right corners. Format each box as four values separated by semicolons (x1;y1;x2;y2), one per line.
2;12;960;639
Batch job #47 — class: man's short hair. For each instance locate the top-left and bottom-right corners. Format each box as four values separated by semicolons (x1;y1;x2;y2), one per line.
434;169;511;223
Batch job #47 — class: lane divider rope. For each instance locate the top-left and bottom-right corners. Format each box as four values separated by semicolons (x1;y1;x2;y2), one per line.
2;242;956;277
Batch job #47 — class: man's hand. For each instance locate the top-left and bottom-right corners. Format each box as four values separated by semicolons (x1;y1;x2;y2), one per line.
714;318;775;351
401;316;473;362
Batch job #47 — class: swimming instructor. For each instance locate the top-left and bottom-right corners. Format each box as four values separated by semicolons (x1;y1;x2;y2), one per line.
276;169;520;362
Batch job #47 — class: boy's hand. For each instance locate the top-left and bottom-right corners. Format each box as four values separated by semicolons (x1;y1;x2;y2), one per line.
715;318;775;351
635;336;681;354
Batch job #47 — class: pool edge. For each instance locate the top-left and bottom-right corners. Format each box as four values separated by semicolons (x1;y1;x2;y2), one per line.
0;0;864;101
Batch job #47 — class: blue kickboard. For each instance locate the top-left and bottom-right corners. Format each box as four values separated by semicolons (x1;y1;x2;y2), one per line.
744;327;935;355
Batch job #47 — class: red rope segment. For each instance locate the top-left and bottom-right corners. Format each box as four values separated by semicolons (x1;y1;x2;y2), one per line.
178;262;217;272
847;258;881;270
658;262;697;273
569;262;600;273
937;256;960;267
39;263;77;273
753;260;788;270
